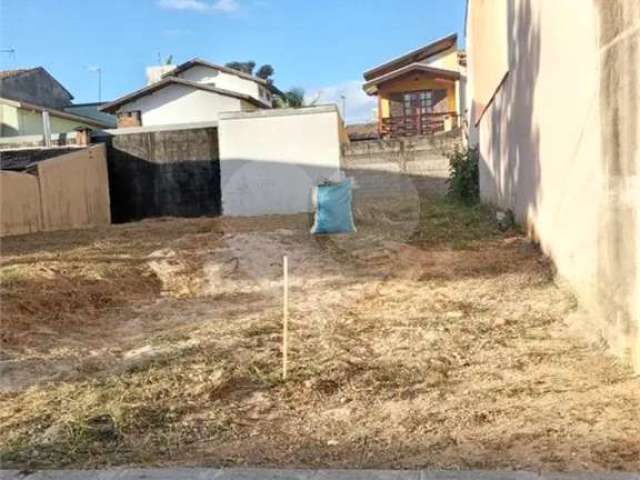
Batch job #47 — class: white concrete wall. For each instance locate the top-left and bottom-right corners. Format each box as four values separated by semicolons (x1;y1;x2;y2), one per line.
469;0;640;370
176;65;269;104
218;105;344;216
116;84;243;126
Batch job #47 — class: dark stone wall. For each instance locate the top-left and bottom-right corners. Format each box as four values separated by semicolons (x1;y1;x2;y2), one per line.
99;127;221;223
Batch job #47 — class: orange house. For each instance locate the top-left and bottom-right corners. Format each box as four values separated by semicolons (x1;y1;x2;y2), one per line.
363;33;465;138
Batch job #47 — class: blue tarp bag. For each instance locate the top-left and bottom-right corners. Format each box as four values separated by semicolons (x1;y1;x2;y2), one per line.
310;179;356;235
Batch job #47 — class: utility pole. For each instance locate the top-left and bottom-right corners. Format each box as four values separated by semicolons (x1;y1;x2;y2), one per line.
340;94;346;122
88;66;102;102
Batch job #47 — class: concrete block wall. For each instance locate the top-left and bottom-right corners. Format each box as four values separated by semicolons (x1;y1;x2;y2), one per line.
342;130;462;198
99;125;221;222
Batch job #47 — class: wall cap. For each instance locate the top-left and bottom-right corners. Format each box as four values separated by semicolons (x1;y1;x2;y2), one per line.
219;104;339;121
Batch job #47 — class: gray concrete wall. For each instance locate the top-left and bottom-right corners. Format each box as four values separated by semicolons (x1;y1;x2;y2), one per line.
342;131;462;198
98;125;221;222
469;0;640;370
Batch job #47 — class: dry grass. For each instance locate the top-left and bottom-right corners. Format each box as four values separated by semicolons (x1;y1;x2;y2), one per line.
0;197;639;472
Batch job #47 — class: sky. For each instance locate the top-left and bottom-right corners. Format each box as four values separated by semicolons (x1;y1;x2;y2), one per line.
0;0;466;123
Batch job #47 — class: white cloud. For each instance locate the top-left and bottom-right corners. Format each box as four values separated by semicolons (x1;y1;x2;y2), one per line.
306;80;377;124
157;0;239;14
212;0;239;12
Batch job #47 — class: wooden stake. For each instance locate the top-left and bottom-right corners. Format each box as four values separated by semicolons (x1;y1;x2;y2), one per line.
282;255;289;380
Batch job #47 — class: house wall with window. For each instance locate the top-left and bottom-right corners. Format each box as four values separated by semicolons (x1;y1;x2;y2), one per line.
0;102;98;137
377;75;457;119
113;84;255;127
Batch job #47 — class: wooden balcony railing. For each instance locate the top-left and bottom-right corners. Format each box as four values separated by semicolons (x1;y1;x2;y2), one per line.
379;112;459;138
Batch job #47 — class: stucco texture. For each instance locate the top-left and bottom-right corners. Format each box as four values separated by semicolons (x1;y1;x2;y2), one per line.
218;106;344;216
469;0;640;370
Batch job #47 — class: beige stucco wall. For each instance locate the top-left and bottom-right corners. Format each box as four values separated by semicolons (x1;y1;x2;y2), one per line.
466;0;509;126
0;103;96;137
37;144;111;231
422;46;460;71
469;0;640;370
0;171;42;236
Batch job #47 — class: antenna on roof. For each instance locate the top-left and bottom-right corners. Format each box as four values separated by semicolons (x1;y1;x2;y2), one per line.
0;48;16;66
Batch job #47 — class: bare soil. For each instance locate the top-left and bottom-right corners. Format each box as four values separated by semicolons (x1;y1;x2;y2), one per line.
1;196;638;472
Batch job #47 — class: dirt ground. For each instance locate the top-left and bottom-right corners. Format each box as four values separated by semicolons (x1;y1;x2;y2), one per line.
1;192;639;472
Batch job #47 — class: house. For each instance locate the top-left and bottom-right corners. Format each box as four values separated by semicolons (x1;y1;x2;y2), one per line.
100;58;273;128
0;68;114;137
465;0;640;371
362;33;466;138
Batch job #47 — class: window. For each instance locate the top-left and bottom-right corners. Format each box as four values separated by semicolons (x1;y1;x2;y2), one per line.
116;110;142;127
403;90;433;117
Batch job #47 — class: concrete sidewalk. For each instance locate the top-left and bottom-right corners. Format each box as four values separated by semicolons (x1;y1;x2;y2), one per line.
0;469;638;480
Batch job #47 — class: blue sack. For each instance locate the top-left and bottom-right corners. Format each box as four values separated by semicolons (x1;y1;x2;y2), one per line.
310;179;356;235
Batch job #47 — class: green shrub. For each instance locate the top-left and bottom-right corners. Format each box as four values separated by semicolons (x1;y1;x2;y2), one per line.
447;146;480;205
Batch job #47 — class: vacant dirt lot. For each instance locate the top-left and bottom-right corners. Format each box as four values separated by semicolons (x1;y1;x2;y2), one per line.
1;193;639;472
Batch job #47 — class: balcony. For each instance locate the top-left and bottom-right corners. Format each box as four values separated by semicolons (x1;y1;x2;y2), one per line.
379;112;459;138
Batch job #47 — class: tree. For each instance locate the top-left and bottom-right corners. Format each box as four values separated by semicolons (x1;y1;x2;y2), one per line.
224;61;256;75
282;87;305;107
226;61;304;108
255;64;274;80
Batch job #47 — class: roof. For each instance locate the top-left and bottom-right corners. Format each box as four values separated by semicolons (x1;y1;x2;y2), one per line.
163;58;269;85
363;33;458;81
100;77;270;113
0;66;74;101
0;68;35;79
363;64;461;95
64;103;117;128
0;97;113;129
